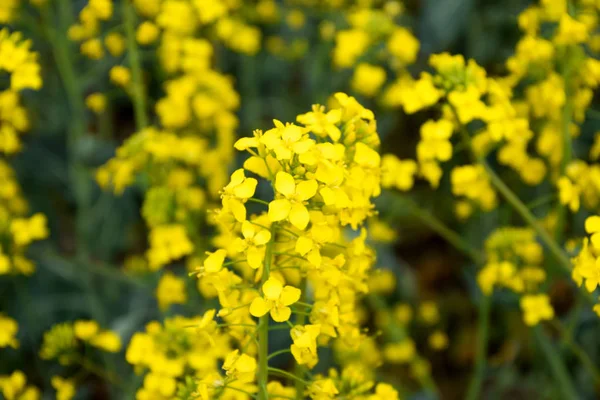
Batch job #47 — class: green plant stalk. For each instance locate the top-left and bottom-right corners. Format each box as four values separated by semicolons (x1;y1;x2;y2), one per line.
258;227;275;400
465;293;491;400
45;2;113;382
552;319;600;385
403;197;485;264
534;326;578;400
46;0;109;325
554;88;573;243
123;0;149;129
295;278;307;400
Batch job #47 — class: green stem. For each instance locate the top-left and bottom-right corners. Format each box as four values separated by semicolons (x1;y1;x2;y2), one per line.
402;196;485;264
267;368;310;386
295;278;307;399
465;294;491;400
551;319;600;385
258;226;275;400
555;87;573;243
123;0;148;129
267;348;291;361
480;158;571;271
534;326;578;400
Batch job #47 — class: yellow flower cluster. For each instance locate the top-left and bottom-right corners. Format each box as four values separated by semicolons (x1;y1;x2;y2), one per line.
40;320;121;365
0;314;19;348
377;301;448;376
0;163;48;276
505;0;600;208
0;29;42;154
572;216;600;296
125;313;237;399
477;227;551;326
134;0;261;57
148;92;407;399
0;371;39;400
330;2;419;98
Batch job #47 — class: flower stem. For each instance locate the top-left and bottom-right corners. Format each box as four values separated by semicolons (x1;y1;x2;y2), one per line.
123;0;148;129
555;85;573;243
401;196;485;264
551;319;600;385
268;368;310;386
465;293;491;400
534;326;578;400
295;278;307;399
258;226;275;400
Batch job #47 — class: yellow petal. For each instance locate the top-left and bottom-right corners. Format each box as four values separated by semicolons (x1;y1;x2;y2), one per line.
275;171;296;197
295;236;313;256
234;137;259;150
354;142;380;168
296;180;318;201
247;246;264;269
268;199;291;222
204;249;227;273
241;220;256;240
262;277;283;300
253;229;272;246
270;305;292;322
585;216;600;234
280;285;301;306
289;203;310;230
233;178;258;199
227;169;245;187
229;199;247;222
249;297;270;317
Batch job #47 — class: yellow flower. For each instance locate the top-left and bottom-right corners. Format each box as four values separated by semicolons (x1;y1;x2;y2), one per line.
268;171;318;230
351;63;386;97
235;221;272;269
85;93;106;114
222;350;257;383
201;249;227;274
89;330;122;353
585;215;600;250
333;29;369;68
290;324;321;368
387;27;419;66
81;38;104;60
381;154;417;191
105;33;126;57
51;376;76;400
384;339;416;363
419;301;440;324
109;65;131;88
136;21;160;45
369;383;399;400
10;213;48;247
250;277;301;322
221;169;258;222
73;320;99;341
428;330;449;350
0;371;40;400
557;176;580;212
0;314;19;348
156;272;187;311
520;294;554;326
416;119;454;162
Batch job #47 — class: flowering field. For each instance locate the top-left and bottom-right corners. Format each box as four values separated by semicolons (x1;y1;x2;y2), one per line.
1;0;600;399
